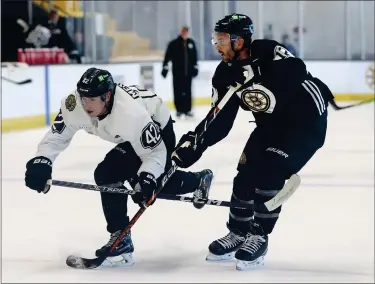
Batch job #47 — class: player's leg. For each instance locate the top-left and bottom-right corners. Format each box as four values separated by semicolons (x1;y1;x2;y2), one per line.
206;128;324;268
206;135;263;262
206;169;254;261
158;117;214;208
93;142;142;266
232;156;286;270
234;135;324;270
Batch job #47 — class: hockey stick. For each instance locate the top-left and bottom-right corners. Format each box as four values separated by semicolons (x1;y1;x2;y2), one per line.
48;179;252;209
46;179;140;195
164;174;300;211
65;72;253;269
1;62;32;85
50;173;300;211
329;98;374;111
1;76;32;85
264;174;301;211
66;162;178;269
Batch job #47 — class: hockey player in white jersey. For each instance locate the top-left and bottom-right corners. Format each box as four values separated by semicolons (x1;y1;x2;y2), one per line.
24;67;213;267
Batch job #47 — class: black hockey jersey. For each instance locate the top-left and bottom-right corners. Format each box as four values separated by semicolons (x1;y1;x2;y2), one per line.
196;39;332;148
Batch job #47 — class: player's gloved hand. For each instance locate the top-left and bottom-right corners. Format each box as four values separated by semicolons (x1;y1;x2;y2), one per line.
25;156;52;193
172;131;206;168
213;64;251;88
161;66;168;78
131;172;158;207
192;66;199;77
227;66;248;87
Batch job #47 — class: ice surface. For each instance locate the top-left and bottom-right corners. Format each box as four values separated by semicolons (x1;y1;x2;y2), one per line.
2;104;374;283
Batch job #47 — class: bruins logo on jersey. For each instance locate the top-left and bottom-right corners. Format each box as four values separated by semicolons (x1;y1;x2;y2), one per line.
65;94;76;111
241;89;270;112
240;84;276;113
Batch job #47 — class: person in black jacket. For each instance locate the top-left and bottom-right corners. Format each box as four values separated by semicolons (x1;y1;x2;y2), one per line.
45;9;81;63
161;26;198;118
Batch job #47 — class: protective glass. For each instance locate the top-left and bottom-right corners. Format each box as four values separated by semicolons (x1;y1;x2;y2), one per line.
211;32;231;46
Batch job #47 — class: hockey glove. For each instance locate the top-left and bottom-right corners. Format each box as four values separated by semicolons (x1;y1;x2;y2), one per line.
161;66;168;78
131;172;158;207
192;66;199;77
25;156;52;193
212;64;250;89
172;131;206;168
228;66;248;87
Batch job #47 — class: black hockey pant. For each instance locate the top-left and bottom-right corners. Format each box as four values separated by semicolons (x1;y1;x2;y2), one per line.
94;118;200;233
173;75;192;114
228;124;327;235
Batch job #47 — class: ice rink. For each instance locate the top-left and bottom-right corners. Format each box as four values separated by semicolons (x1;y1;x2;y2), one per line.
2;103;374;283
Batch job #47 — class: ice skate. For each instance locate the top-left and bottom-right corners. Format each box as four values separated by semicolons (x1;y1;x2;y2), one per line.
206;227;246;261
235;221;268;270
95;230;135;267
193;169;214;209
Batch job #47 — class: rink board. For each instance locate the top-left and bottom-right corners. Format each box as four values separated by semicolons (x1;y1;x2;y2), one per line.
2;60;374;132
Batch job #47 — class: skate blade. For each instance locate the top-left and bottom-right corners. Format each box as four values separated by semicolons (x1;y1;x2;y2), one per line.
206;251;236;262
235;255;265;271
100;253;135;268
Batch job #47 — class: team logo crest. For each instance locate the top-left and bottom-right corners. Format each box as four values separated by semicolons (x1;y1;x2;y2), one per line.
65;94;76;111
241;89;270;112
365;63;374;91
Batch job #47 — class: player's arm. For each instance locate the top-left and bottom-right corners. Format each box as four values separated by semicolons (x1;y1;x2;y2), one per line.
195;88;240;147
123;114;167;206
25;109;78;193
171;94;240;169
172;63;248;168
36;109;78;160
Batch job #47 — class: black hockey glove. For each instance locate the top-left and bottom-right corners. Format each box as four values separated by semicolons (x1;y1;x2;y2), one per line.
131;172;158;207
213;64;249;88
192;66;199;77
25;156;52;193
161;66;168;78
172;131;207;168
228;66;248;87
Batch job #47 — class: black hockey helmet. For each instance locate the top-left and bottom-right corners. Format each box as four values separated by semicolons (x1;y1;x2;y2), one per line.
213;13;254;48
77;67;115;99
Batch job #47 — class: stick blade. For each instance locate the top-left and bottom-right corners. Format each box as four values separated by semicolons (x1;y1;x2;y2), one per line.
18;79;32;84
264;174;301;211
66;255;104;269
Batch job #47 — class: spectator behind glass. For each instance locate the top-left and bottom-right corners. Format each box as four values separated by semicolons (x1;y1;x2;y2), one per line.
46;9;82;63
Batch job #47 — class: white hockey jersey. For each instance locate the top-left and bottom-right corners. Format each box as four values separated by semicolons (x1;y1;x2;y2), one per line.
35;84;171;179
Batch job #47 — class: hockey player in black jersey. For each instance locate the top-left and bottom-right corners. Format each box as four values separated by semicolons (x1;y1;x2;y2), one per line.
172;13;332;270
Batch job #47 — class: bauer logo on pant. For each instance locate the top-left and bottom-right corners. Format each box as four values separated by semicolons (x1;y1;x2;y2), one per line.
65;94;76;111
